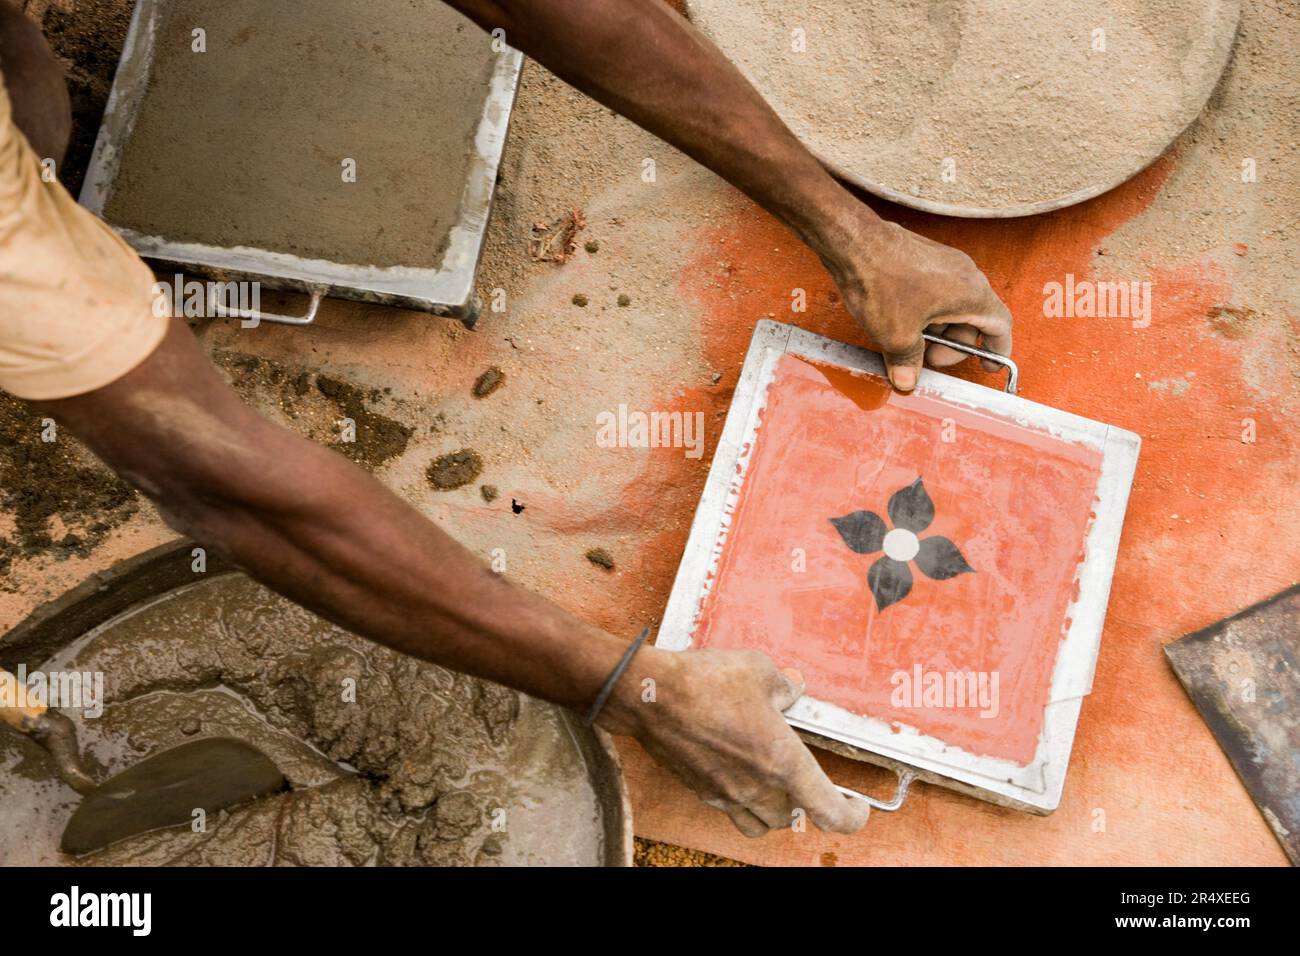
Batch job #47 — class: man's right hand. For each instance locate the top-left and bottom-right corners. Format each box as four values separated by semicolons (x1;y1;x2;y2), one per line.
443;1;1012;397
598;646;870;837
821;212;1014;393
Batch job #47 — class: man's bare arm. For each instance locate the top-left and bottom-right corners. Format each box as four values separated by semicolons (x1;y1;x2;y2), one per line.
445;0;1012;389
32;322;869;837
0;0;69;161
35;323;638;713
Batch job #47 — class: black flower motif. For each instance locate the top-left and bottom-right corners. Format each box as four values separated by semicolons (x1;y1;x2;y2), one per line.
830;477;974;611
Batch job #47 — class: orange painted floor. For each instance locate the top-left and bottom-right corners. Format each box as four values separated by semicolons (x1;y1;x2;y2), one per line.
3;2;1294;867
623;155;1296;865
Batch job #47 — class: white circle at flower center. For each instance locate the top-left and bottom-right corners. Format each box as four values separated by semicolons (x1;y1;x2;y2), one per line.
882;528;920;562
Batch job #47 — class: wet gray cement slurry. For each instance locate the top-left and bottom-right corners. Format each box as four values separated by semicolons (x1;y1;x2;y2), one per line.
0;574;606;866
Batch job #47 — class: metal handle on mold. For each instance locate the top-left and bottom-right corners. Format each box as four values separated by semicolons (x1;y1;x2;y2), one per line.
210;289;324;327
835;767;916;812
922;332;1018;394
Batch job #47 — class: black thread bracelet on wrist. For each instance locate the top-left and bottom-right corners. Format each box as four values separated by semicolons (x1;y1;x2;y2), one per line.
585;627;652;725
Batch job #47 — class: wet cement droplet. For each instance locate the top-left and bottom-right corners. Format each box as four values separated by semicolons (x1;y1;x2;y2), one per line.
427;449;483;490
473;367;505;398
315;374;414;467
586;548;615;571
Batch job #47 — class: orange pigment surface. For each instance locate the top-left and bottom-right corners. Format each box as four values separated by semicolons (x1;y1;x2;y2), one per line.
692;354;1105;765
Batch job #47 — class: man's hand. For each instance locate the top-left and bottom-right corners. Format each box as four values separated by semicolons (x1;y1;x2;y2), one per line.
599;646;869;837
34;323;862;838
821;212;1013;392
445;0;1012;393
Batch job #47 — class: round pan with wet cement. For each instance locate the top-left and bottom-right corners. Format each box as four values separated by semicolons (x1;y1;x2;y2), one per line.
0;541;633;867
686;0;1241;217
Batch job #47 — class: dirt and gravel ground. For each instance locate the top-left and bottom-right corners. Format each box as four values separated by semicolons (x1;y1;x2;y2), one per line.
635;837;745;867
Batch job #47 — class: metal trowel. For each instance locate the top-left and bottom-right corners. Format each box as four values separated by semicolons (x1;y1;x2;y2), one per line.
0;669;285;855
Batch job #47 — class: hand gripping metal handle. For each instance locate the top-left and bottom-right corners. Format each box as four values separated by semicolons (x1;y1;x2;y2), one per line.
835;767;917;812
921;332;1019;394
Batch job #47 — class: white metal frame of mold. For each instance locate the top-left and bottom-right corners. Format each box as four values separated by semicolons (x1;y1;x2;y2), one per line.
79;0;523;327
657;320;1140;814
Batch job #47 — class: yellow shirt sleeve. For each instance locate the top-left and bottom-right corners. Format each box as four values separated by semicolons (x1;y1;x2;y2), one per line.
0;73;166;401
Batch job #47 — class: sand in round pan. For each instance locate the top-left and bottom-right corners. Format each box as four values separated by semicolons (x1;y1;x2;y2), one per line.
687;0;1240;217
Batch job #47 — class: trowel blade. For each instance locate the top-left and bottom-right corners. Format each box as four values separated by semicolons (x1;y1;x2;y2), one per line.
60;737;285;856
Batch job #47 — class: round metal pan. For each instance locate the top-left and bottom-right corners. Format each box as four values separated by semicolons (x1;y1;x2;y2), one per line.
0;540;634;867
687;0;1241;218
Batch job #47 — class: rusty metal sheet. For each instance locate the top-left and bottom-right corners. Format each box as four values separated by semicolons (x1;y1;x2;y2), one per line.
1165;585;1300;865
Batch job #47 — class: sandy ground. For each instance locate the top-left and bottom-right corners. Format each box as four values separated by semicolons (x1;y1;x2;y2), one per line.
2;0;1296;867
